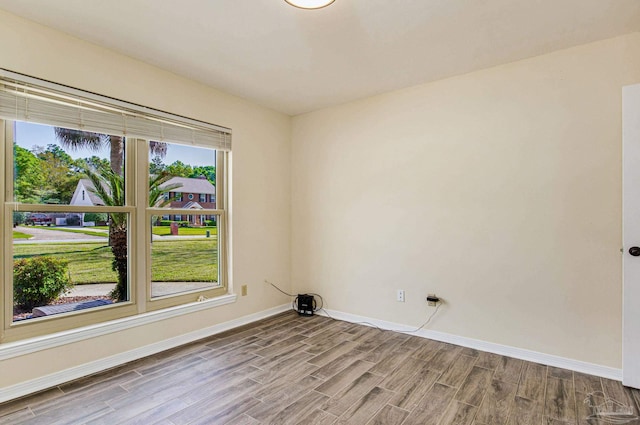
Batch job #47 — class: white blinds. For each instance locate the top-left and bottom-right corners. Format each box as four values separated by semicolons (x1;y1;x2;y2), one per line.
0;69;231;151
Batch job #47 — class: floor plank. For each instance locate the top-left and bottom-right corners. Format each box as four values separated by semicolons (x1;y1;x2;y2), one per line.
507;396;543;425
494;357;525;384
544;376;577;423
438;354;477;388
402;383;457;425
367;404;409;425
517;363;547;403
322;371;384;417
389;366;441;411
439;400;477;425
334;386;393;425
475;379;517;425
455;366;494;406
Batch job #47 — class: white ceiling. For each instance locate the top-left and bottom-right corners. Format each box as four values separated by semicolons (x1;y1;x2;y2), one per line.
0;0;639;116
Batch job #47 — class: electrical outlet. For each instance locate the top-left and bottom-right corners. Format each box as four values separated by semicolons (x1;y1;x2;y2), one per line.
397;289;405;302
241;285;248;296
427;293;439;306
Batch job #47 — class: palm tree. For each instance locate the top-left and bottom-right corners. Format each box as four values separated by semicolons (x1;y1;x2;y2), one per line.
54;129;171;301
54;129;167;175
83;167;181;301
83;166;127;301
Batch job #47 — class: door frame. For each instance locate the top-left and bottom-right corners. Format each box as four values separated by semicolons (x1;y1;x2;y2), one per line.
623;83;640;389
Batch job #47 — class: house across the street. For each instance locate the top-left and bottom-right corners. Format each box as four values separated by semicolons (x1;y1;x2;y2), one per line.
70;175;216;226
159;176;216;226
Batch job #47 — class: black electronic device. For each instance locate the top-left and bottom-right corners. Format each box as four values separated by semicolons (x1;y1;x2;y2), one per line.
295;294;316;316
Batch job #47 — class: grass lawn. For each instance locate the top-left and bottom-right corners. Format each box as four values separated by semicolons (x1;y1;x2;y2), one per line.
12;231;32;239
14;242;118;284
13;239;218;284
152;226;217;236
152;239;218;282
38;227;108;238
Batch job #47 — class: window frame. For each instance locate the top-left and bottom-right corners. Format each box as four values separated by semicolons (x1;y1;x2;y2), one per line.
1;128;230;342
141;141;228;311
2;123;139;341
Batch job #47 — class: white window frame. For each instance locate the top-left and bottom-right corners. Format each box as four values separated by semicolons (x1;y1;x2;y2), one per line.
0;70;232;343
144;141;228;311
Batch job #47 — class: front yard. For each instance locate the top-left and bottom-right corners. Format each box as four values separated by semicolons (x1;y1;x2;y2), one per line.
13;238;218;284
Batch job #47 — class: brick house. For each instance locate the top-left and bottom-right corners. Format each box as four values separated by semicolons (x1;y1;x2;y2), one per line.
159;176;216;226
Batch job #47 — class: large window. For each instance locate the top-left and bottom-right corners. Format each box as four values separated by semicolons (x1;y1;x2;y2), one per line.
0;70;231;342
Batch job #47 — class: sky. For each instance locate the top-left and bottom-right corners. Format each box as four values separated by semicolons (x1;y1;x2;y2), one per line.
14;121;215;167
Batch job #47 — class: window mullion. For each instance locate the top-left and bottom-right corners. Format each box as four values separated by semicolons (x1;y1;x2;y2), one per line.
1;121;8;338
134;139;147;314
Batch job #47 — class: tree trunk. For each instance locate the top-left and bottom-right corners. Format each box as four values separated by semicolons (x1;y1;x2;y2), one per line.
108;136;124;247
109;218;128;302
110;136;124;176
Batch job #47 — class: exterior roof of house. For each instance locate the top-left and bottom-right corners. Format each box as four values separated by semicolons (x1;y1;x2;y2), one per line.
160;177;215;195
182;201;204;210
78;179;106;206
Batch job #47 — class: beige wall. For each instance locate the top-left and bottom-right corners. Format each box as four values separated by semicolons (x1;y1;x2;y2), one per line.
0;10;291;387
291;33;640;368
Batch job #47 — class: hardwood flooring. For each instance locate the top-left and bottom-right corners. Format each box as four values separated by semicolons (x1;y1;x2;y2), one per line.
1;311;639;425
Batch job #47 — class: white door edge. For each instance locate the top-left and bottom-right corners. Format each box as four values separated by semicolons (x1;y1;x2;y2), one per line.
622;83;640;389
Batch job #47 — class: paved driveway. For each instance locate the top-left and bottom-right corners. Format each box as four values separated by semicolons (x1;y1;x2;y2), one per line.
14;226;107;243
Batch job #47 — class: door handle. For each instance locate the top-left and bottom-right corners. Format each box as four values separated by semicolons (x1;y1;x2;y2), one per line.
630;247;640;256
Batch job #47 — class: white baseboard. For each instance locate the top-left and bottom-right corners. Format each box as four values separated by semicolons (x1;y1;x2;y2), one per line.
0;303;291;404
317;308;622;381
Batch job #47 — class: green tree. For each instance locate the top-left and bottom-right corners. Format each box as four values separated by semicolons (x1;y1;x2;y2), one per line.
14;143;45;203
149;155;166;175
165;160;193;178
34;145;80;204
83;155;111;173
190;166;216;185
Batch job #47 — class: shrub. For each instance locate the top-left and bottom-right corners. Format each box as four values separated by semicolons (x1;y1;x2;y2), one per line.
13;211;26;226
13;257;74;310
205;220;217;227
159;220;172;226
84;212;107;223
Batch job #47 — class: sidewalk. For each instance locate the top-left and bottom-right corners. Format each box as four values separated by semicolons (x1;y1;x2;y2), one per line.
68;281;215;298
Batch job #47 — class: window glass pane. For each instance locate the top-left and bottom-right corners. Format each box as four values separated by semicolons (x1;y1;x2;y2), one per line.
12;211;129;322
150;216;219;297
149;142;218;298
13;122;125;206
149;142;216;210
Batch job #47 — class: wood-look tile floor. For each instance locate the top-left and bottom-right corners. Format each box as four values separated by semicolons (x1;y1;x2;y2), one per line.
1;312;639;425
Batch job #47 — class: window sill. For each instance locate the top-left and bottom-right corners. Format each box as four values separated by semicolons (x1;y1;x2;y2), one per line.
0;293;237;361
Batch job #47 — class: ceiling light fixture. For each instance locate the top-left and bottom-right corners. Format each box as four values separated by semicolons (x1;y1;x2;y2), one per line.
285;0;335;10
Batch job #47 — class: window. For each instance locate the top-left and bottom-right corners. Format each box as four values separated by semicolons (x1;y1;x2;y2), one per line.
149;143;221;302
199;194;206;202
1;70;231;342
